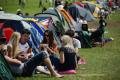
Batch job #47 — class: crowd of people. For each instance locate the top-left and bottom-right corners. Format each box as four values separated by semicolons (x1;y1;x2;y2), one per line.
0;27;82;78
0;15;108;78
0;0;117;79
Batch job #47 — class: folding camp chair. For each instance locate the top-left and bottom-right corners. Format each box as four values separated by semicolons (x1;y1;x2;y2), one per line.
82;31;92;48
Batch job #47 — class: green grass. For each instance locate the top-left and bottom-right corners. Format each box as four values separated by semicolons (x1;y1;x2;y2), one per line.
0;0;120;80
0;0;52;15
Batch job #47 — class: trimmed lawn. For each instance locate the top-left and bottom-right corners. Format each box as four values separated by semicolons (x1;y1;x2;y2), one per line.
0;0;120;80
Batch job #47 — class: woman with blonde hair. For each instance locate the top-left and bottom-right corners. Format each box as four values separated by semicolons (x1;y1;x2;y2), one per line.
51;35;77;73
7;32;21;58
4;31;63;77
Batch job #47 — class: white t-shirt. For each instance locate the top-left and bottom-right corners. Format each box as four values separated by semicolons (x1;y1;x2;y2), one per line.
73;38;81;48
19;42;34;56
75;19;83;32
19;42;30;53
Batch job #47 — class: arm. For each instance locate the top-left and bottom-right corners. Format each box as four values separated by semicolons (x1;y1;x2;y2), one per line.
47;42;58;54
27;47;32;54
5;55;22;65
27;41;33;54
75;55;78;69
75;48;79;53
47;47;56;54
59;51;64;64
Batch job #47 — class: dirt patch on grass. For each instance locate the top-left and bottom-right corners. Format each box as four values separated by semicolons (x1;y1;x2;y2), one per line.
107;21;120;28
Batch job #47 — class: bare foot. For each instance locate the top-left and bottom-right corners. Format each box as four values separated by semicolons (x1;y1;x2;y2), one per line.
51;72;64;78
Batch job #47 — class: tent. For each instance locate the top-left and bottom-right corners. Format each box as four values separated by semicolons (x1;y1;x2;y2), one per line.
33;16;62;48
29;15;62;48
56;6;76;31
34;13;66;34
67;4;95;21
0;13;43;54
24;18;45;36
83;1;102;17
0;13;23;20
73;1;84;7
42;8;72;31
0;53;15;80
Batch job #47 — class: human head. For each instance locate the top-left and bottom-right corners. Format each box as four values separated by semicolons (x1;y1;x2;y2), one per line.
0;7;3;11
9;32;21;45
43;30;54;46
99;16;104;20
65;30;75;38
82;21;88;31
80;16;84;20
42;7;47;12
61;35;73;47
25;12;29;16
63;1;68;10
16;9;23;16
20;29;31;44
43;30;49;42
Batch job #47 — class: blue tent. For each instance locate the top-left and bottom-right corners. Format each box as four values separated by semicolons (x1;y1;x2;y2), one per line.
34;14;62;48
0;13;43;54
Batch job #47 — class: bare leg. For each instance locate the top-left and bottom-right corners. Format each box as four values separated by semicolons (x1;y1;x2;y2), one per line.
22;51;63;77
43;57;63;77
7;45;12;58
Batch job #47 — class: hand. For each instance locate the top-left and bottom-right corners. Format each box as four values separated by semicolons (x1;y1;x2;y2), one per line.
27;53;33;59
16;52;29;62
40;44;48;50
13;59;22;64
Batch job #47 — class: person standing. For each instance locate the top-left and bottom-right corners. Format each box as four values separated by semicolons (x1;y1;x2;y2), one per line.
19;0;26;8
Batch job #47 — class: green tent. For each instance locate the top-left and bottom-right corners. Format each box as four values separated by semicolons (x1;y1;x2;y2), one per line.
0;53;15;80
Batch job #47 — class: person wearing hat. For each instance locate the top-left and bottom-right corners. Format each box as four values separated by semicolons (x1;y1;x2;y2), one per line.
81;20;88;32
90;16;107;43
0;7;4;14
81;20;92;48
16;9;23;16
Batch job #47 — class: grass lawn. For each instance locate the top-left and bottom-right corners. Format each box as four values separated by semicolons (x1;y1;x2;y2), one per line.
0;0;120;80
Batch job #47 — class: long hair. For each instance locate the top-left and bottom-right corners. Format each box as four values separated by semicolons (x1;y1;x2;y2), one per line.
8;32;21;58
42;30;54;48
61;35;74;49
42;30;49;44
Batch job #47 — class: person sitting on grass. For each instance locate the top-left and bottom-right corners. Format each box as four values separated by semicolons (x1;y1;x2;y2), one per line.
65;30;81;63
40;30;60;69
90;16;107;43
40;30;58;55
50;35;77;73
3;30;63;77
